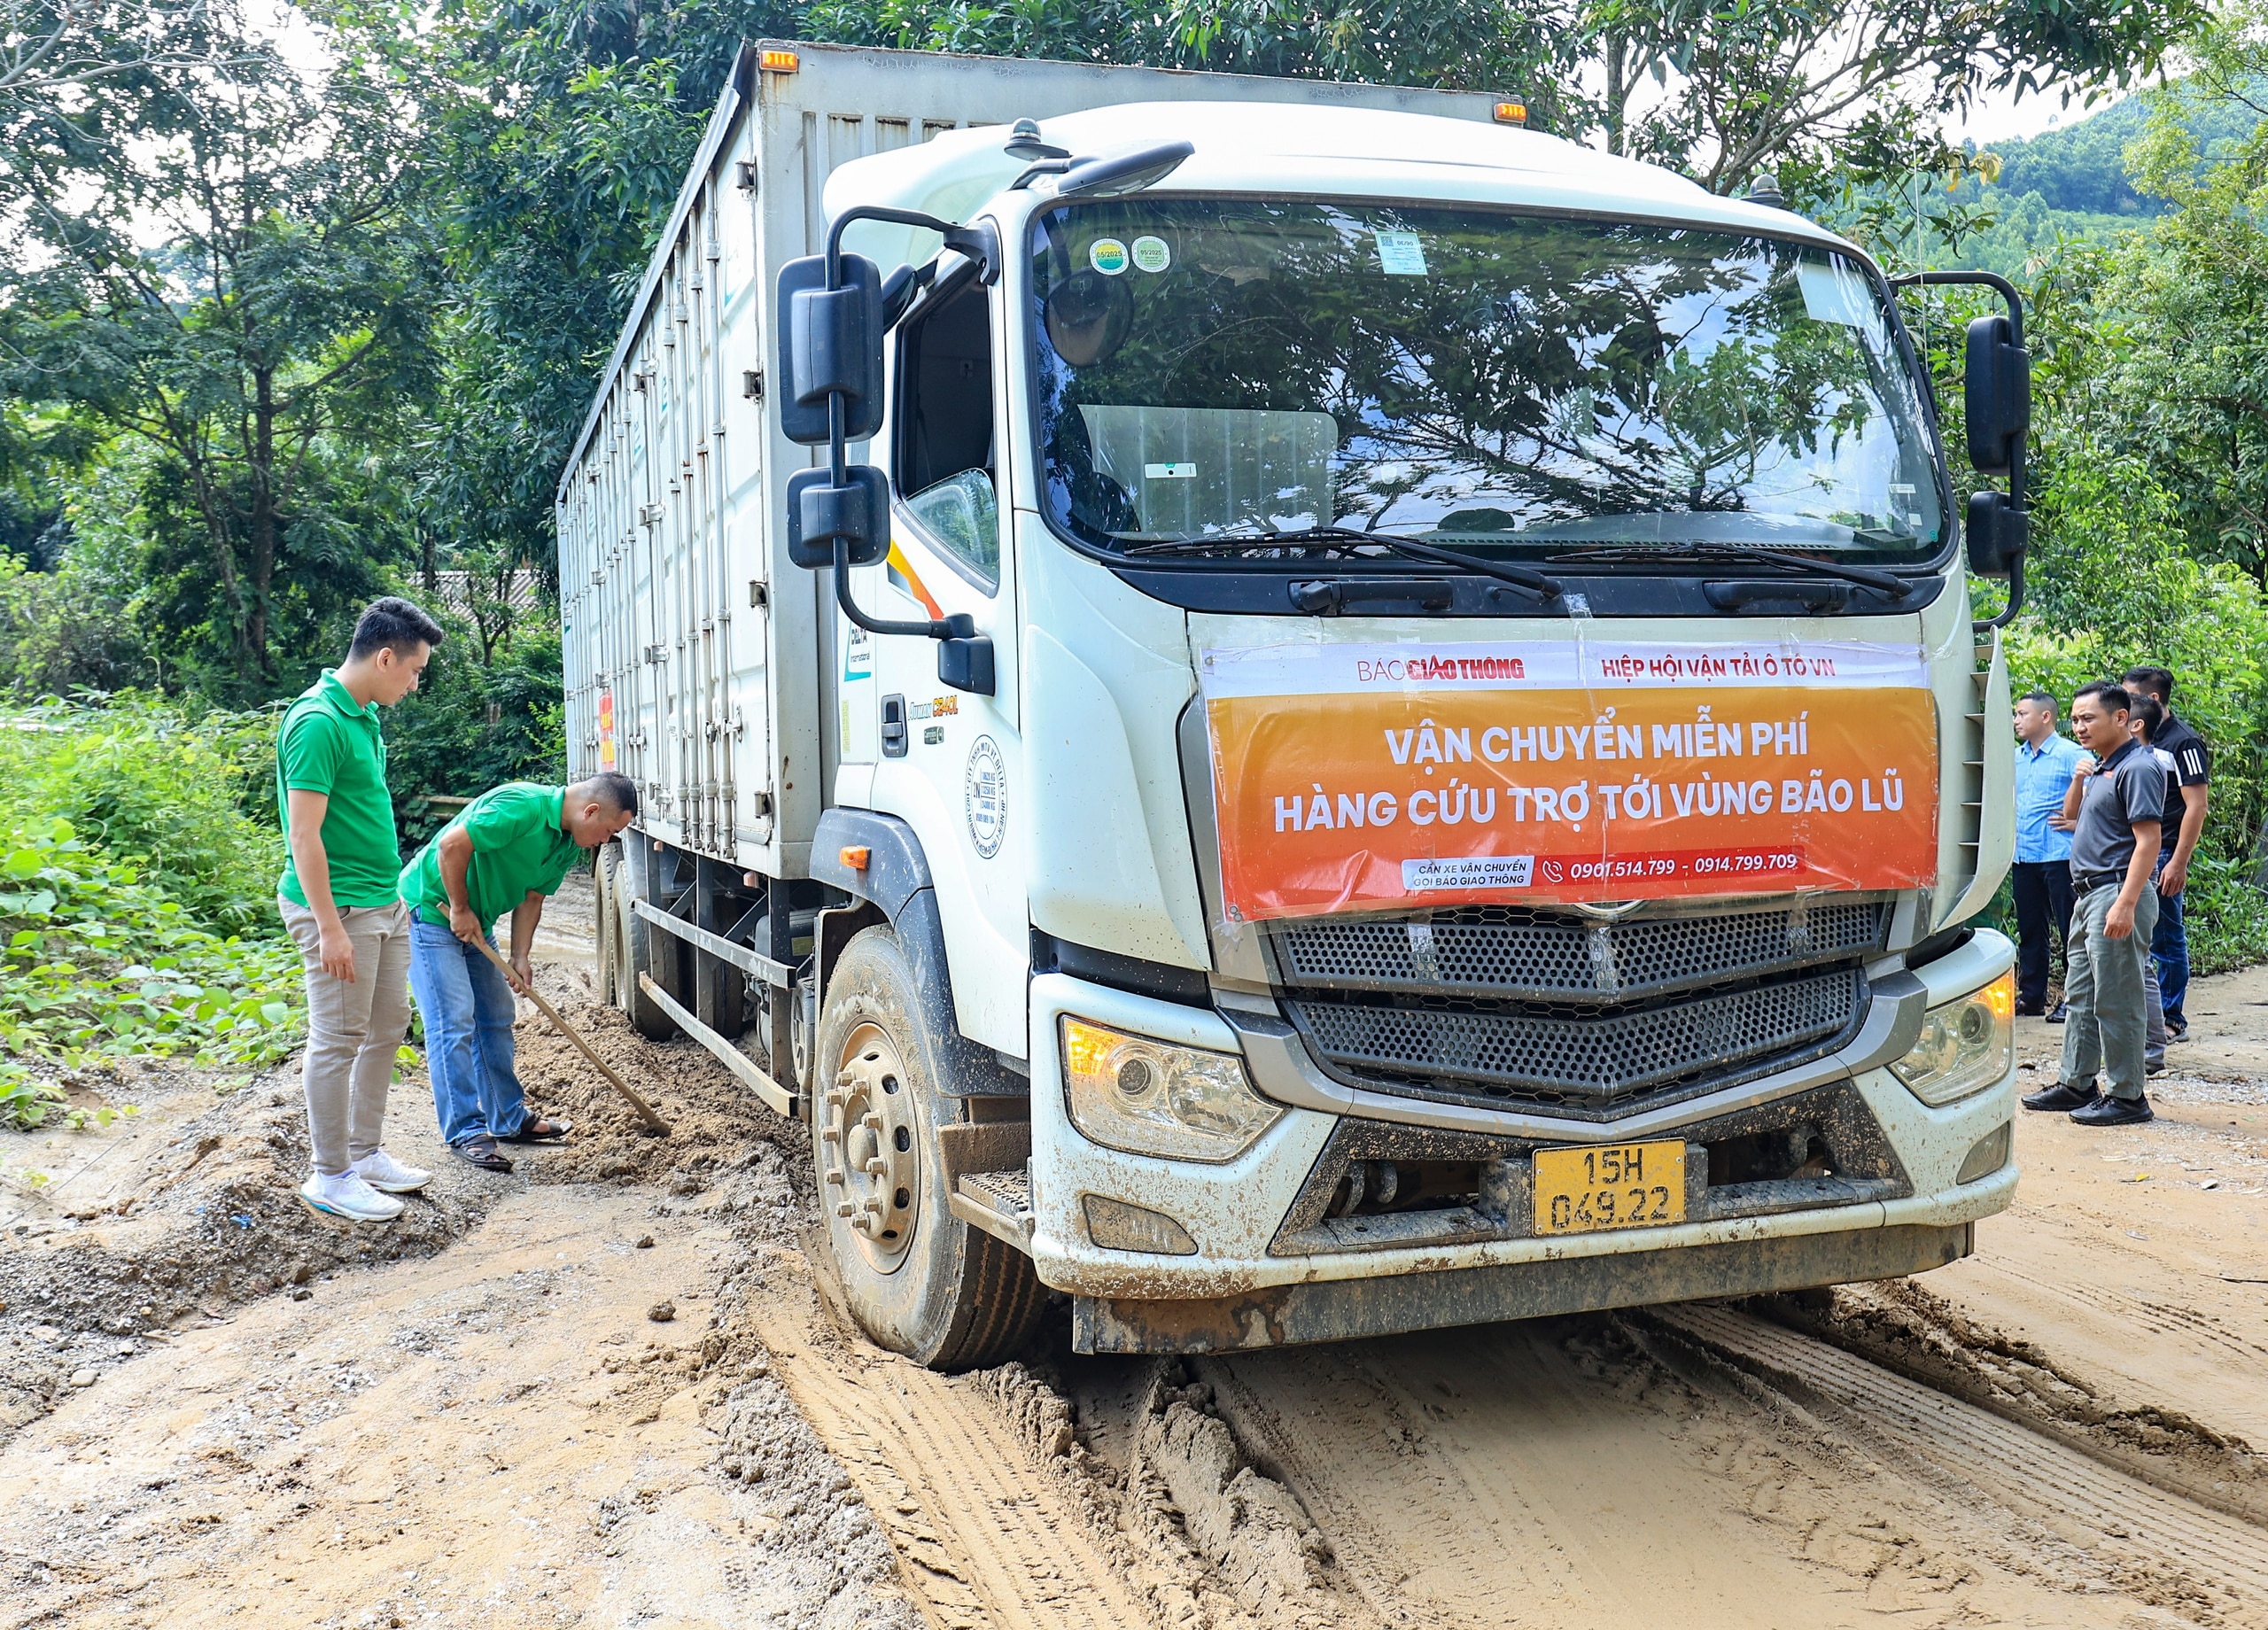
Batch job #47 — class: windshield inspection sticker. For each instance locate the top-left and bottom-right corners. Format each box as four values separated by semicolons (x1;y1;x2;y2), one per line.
1144;462;1197;479
1374;230;1428;276
1088;237;1129;275
1131;235;1171;273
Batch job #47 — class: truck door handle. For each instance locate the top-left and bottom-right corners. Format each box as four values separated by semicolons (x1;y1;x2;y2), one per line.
880;694;909;757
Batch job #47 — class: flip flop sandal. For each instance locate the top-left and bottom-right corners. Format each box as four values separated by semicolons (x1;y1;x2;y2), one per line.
500;1115;572;1144
452;1136;516;1173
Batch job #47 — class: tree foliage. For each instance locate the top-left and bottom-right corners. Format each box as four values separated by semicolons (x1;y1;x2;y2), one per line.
0;0;436;695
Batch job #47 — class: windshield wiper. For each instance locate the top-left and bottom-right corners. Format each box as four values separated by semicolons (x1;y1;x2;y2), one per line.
1125;526;1561;599
1545;542;1912;598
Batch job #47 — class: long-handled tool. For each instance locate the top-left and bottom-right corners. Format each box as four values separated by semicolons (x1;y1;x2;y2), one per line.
468;932;672;1137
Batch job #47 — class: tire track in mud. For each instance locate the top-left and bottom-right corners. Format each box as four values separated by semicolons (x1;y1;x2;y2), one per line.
1181;1308;2268;1630
1653;1304;2268;1625
743;1247;1153;1630
1197;1322;1943;1630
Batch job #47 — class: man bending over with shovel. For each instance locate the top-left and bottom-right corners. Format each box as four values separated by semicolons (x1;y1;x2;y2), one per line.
400;774;639;1173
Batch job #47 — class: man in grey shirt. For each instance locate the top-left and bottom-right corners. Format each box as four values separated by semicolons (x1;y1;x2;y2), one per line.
2022;681;2163;1125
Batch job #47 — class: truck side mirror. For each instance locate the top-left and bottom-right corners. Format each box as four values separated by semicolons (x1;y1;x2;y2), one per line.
1893;268;2031;624
936;618;995;695
1964;491;2027;578
782;206;999;695
1964;313;2030;581
787;465;889;569
777;252;884;446
1964;314;2029;478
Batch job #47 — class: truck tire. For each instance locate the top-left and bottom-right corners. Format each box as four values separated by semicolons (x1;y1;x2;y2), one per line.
812;925;1046;1370
610;842;682;1043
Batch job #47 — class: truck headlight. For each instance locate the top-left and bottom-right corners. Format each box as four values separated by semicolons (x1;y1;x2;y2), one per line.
1891;970;2015;1106
1060;1016;1281;1162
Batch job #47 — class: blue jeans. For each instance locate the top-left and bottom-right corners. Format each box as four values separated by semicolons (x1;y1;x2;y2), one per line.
407;912;530;1145
2153;861;2190;1028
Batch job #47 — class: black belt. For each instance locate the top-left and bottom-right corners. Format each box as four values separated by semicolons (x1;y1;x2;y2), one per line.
2073;869;2121;893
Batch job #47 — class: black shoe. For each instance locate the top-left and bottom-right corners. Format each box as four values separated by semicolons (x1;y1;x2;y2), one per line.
2022;1079;2098;1112
2046;1004;2068;1024
452;1135;516;1173
2165;1022;2189;1043
2147;1060;2166;1076
2015;1001;2045;1017
2070;1093;2153;1127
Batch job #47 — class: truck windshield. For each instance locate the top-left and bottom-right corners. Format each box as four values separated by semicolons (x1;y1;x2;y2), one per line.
1029;200;1943;565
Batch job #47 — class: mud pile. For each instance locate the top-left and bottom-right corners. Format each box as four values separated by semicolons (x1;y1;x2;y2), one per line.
0;1061;493;1445
509;1000;805;1194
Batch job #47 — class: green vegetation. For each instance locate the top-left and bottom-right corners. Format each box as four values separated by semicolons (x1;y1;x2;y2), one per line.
0;816;302;1129
0;698;305;1127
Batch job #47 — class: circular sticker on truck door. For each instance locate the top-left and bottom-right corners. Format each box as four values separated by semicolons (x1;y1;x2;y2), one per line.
966;735;1007;859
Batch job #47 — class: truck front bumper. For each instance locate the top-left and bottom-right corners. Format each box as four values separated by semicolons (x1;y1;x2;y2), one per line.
1072;1222;1975;1354
1021;929;2019;1354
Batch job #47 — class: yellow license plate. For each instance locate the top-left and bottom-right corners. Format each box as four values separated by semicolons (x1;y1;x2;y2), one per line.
1533;1140;1687;1236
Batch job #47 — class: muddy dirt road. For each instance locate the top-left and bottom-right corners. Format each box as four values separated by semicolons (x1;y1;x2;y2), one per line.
4;887;2266;1629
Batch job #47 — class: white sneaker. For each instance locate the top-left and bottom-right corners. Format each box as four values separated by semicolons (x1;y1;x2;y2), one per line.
298;1171;404;1223
351;1148;433;1193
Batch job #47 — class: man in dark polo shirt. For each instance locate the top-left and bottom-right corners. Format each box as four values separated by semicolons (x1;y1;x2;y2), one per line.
2122;666;2209;1039
2022;681;2163;1126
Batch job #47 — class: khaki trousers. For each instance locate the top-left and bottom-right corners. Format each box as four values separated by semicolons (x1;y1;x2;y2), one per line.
279;898;413;1176
2058;881;2159;1102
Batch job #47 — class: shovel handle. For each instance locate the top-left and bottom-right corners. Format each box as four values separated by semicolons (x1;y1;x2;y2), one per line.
466;930;672;1136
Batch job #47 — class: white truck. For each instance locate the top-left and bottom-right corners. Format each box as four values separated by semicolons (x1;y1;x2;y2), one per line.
557;39;2026;1368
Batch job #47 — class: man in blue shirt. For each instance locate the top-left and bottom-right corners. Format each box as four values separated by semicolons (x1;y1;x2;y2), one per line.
2012;690;2086;1017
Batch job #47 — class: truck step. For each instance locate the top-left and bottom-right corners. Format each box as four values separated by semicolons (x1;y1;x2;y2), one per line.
951;1168;1036;1254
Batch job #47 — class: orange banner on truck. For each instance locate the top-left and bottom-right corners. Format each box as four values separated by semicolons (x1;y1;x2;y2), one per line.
1200;639;1938;921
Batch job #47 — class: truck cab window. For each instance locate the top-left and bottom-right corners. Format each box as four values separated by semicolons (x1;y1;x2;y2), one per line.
895;275;999;587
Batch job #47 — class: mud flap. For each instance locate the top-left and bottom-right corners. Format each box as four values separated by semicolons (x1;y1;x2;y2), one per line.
1073;1222;1973;1354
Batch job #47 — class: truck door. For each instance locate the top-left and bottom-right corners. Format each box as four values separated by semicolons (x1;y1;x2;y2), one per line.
858;260;1027;1054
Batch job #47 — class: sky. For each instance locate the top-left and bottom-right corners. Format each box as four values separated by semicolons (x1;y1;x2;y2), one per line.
1947;74;2155;148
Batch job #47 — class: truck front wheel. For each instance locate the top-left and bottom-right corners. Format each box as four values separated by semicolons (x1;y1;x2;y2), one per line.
812;926;1045;1370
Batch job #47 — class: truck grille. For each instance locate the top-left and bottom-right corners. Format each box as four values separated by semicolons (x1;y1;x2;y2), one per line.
1269;901;1883;1119
1273;899;1883;1001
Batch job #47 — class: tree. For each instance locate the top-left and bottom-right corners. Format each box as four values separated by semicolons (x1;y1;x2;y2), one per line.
1583;0;2197;194
0;0;434;695
0;0;259;193
838;0;2198;193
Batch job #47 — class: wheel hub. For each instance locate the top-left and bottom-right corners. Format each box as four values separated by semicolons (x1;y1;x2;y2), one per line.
820;1021;919;1272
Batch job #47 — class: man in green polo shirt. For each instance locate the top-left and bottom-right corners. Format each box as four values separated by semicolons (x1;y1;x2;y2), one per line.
276;596;447;1224
400;775;639;1172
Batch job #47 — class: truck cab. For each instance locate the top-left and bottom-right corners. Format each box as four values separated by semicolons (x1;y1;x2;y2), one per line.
560;43;2021;1368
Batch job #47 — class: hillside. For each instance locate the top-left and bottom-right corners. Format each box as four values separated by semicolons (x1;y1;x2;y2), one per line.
1930;84;2263;275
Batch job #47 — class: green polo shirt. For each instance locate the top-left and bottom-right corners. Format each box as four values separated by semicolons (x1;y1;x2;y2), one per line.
399;783;583;928
276;671;400;910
